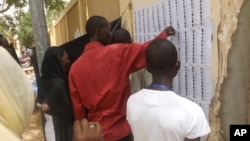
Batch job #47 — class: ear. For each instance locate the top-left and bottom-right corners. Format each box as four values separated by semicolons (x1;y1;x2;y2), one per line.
93;28;100;40
176;60;180;71
146;65;152;73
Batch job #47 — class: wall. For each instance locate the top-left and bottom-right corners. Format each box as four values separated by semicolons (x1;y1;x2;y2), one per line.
220;0;250;140
132;0;162;8
49;0;86;46
49;0;120;46
119;0;133;37
87;0;120;22
209;0;250;140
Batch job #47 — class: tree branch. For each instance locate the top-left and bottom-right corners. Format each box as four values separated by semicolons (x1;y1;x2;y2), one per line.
0;4;11;13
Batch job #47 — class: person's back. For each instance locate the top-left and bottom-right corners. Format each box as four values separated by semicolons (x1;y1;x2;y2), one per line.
127;39;210;141
69;16;175;141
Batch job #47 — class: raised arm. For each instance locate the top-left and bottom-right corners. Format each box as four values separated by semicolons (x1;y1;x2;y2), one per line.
163;26;176;37
116;26;176;73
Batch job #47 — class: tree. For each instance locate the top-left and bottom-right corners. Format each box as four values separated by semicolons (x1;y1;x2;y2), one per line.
0;0;67;13
29;0;50;71
0;0;26;13
16;11;35;47
0;12;18;42
0;0;68;39
0;0;68;70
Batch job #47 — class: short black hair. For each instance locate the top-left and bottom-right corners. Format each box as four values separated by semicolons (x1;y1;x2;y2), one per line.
112;28;132;43
85;16;107;37
146;38;177;72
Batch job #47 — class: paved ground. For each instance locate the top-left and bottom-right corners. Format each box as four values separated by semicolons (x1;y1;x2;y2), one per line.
22;67;45;141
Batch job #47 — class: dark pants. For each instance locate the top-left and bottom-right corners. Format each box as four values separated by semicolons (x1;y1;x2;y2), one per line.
117;133;133;141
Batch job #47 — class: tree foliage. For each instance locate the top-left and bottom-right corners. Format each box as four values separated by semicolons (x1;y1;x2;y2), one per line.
16;11;34;47
0;0;68;46
0;0;27;13
45;0;68;27
0;12;18;41
1;0;66;13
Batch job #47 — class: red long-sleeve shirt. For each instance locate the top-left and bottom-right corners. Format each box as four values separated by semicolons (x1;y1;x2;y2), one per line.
69;31;167;141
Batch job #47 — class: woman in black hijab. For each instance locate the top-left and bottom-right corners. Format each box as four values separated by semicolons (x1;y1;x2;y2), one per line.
39;47;74;141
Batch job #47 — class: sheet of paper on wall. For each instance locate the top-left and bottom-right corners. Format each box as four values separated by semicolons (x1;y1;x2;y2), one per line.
133;0;212;119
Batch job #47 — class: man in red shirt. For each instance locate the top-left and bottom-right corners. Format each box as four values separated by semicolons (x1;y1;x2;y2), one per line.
69;15;175;141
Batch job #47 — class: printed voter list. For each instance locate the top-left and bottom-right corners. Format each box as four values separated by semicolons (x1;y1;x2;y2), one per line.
230;125;250;141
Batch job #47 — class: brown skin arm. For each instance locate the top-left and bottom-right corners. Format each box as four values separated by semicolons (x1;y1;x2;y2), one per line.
41;103;54;115
164;26;176;36
185;137;200;141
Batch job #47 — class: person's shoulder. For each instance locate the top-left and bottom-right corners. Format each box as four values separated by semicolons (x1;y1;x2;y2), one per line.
106;42;137;49
175;95;203;111
69;55;83;73
128;89;145;102
127;90;145;110
106;43;127;49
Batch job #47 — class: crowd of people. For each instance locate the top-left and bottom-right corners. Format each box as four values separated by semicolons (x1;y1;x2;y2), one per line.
0;15;210;141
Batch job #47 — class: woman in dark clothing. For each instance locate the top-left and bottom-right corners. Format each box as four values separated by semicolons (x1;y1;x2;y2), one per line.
39;47;74;141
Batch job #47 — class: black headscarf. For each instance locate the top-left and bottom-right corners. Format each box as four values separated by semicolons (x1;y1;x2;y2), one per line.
41;47;67;80
37;47;67;104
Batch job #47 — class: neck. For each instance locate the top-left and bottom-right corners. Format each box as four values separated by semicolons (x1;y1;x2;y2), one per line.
149;75;173;91
149;83;172;91
90;37;98;42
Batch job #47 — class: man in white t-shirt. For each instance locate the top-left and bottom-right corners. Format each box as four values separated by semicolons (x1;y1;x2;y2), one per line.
127;38;210;141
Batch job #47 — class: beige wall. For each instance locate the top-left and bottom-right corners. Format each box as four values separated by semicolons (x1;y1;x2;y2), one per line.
67;2;80;41
209;0;250;140
49;0;120;46
119;0;133;37
87;0;120;22
78;0;87;34
132;0;162;9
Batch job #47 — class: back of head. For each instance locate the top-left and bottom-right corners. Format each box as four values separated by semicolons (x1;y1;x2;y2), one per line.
85;16;108;37
0;47;34;140
112;28;132;44
146;39;178;73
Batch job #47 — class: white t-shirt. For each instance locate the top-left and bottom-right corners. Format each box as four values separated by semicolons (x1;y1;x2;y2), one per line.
127;89;210;141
